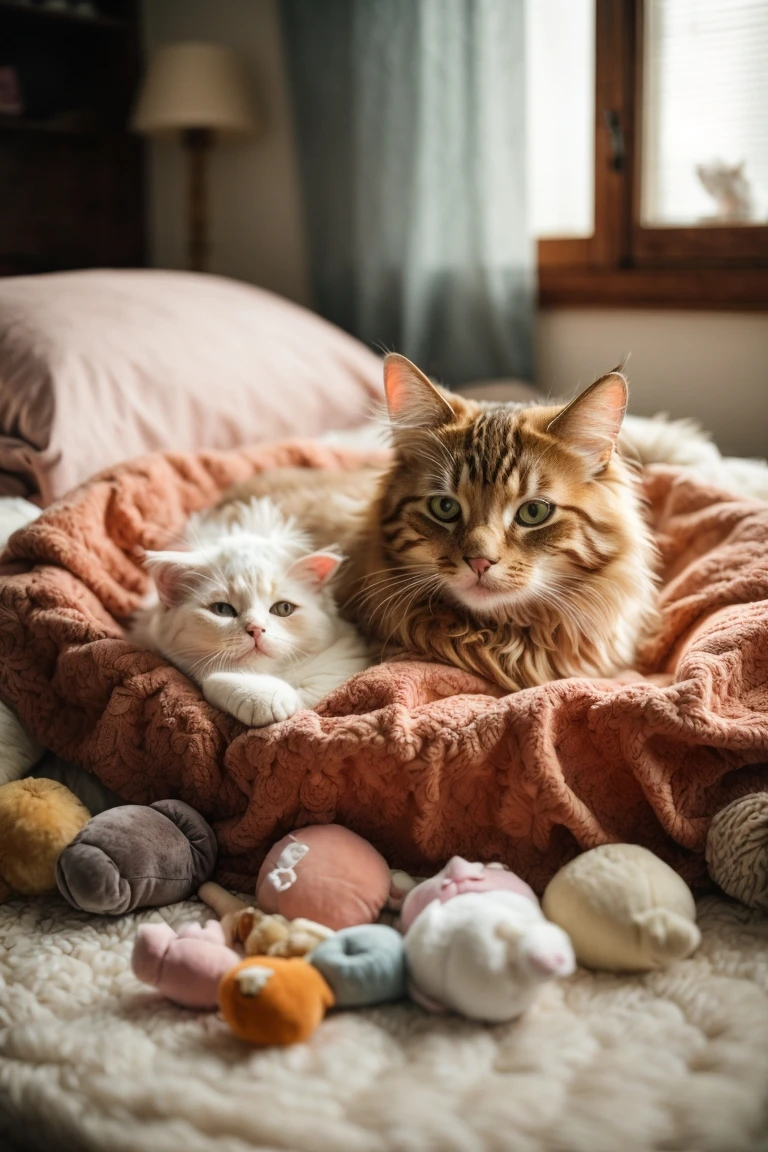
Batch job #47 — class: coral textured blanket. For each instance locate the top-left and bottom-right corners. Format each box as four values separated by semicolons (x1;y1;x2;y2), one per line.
0;444;766;892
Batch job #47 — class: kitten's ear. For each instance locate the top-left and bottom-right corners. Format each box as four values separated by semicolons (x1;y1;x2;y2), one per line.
143;550;206;608
547;368;628;473
383;354;455;430
287;551;342;589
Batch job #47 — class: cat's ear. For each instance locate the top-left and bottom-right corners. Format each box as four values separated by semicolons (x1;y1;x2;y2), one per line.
287;551;342;589
547;368;628;473
143;550;207;608
383;354;455;430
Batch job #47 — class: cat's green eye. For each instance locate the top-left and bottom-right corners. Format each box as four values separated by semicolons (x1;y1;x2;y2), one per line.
515;500;553;527
270;601;296;618
209;602;238;617
428;495;462;523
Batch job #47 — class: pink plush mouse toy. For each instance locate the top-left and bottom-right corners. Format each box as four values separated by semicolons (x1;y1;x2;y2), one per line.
401;857;575;1023
400;856;538;929
131;920;240;1009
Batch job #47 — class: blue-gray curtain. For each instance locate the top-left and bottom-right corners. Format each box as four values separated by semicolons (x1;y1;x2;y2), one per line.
281;0;532;385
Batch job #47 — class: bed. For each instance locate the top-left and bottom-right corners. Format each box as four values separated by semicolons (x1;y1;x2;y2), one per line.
0;271;766;1152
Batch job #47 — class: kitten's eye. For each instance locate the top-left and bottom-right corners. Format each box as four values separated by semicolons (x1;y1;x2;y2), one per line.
515;500;553;527
428;496;462;523
269;601;296;618
208;602;238;618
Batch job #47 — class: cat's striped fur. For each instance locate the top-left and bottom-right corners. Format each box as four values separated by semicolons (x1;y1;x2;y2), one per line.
335;356;659;690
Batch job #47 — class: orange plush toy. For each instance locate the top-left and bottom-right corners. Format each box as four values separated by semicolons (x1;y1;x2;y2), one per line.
219;956;335;1046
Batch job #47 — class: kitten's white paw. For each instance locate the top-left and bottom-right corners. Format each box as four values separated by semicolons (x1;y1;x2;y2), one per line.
231;683;300;728
202;673;300;728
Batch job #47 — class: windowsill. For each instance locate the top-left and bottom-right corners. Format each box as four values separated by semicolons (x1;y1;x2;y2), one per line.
538;265;768;310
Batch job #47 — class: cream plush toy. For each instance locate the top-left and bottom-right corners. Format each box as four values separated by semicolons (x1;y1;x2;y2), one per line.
542;843;701;971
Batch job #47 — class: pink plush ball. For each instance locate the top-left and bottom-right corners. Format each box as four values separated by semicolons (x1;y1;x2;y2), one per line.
256;825;392;931
400;857;538;932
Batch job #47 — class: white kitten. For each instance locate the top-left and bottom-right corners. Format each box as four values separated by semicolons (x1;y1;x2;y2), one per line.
130;498;370;727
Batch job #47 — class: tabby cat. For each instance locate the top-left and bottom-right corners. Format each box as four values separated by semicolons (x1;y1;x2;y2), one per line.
223;355;659;691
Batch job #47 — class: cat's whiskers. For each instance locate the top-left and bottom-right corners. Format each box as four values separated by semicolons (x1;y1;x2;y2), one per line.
374;571;443;630
351;571;431;609
346;566;433;611
344;562;419;592
365;572;436;622
367;576;427;623
377;574;445;654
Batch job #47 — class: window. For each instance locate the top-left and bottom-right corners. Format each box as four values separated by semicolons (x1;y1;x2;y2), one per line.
532;0;768;308
526;0;595;239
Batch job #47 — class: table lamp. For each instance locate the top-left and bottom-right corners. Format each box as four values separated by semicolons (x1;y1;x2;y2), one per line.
132;42;258;272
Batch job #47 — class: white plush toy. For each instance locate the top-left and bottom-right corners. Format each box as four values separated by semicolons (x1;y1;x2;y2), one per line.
400;857;575;1023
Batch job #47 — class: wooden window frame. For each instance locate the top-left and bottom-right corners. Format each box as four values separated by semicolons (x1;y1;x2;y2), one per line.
538;0;768;310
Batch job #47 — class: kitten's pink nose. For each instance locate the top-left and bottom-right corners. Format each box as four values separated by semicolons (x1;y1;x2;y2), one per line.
246;624;265;637
464;556;496;578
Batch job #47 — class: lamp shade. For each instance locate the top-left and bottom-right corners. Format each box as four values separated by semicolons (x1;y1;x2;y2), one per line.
131;42;257;136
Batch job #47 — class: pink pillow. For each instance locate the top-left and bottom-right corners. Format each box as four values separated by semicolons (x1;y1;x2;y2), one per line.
0;270;383;504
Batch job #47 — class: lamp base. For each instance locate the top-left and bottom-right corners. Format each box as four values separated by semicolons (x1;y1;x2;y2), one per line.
183;127;212;273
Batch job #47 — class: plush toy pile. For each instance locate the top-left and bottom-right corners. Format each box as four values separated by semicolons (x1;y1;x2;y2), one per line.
3;762;762;1047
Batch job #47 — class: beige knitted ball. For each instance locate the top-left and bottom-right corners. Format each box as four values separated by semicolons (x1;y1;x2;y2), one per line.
706;793;768;910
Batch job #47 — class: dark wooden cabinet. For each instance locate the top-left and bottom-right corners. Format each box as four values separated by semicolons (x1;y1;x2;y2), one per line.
0;0;145;275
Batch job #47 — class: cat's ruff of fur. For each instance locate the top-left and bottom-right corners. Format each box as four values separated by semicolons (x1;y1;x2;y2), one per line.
1;893;766;1152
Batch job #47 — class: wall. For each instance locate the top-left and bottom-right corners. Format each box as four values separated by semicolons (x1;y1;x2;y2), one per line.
536;311;768;458
141;0;310;305
142;0;767;460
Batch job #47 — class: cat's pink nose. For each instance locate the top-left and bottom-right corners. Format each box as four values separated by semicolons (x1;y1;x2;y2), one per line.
464;556;496;577
246;624;265;636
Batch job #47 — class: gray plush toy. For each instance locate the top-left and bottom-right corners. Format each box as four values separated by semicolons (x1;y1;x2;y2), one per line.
56;799;218;915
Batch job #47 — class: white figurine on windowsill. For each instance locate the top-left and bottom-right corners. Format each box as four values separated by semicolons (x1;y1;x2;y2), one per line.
696;159;758;223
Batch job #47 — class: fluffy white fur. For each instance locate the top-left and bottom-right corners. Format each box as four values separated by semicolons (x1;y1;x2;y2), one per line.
131;498;370;727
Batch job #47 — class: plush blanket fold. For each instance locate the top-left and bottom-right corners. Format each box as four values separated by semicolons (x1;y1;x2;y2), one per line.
0;444;766;892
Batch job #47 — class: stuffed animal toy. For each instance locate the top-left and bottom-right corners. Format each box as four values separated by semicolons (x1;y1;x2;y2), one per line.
0;777;90;902
227;904;334;958
401;857;575;1022
28;754;123;816
199;883;335;956
131;920;240;1009
310;924;407;1008
542;843;700;971
399;855;537;930
200;824;397;932
253;824;395;930
219;956;335;1045
57;799;218;915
